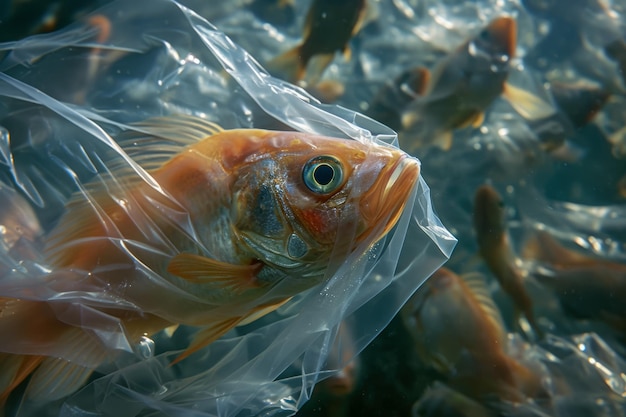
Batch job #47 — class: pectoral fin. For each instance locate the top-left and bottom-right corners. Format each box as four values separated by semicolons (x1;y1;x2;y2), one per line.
167;253;262;293
171;316;243;365
237;297;292;326
503;83;556;120
471;112;485;127
171;299;293;365
457;112;485;129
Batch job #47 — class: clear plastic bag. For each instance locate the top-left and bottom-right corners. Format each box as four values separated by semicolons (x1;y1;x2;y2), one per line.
0;1;455;416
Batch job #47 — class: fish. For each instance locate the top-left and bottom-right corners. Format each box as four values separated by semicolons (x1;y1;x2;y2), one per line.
473;185;541;338
401;267;545;403
526;80;609;157
549;81;610;130
268;0;367;84
399;16;555;152
523;230;626;333
0;115;420;405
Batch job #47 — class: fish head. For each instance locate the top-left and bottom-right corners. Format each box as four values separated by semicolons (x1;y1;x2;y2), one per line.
401;268;460;330
411;16;516;130
230;131;419;282
427;267;458;294
473;184;507;249
416;268;474;323
458;16;516;93
470;16;516;67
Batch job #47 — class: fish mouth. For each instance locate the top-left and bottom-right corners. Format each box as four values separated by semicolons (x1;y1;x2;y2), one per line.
357;154;420;246
487;16;517;58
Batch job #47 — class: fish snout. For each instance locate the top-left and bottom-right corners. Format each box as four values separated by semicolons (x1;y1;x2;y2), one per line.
358;154;420;244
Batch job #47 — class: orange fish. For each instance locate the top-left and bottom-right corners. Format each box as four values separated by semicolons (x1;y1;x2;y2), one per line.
473;185;541;338
401;267;544;403
0;115;419;405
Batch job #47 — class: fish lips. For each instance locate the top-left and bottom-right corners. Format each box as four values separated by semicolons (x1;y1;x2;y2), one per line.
356;154;420;246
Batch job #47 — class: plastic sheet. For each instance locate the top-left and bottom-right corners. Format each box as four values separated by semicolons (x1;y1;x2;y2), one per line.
0;1;455;416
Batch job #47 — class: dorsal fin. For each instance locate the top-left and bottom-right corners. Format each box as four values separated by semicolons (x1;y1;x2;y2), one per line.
461;272;507;343
45;114;222;262
44;186;128;266
117;114;223;172
171;316;243;365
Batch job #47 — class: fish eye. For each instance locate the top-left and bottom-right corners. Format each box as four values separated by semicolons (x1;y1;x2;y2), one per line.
302;156;344;194
479;29;492;42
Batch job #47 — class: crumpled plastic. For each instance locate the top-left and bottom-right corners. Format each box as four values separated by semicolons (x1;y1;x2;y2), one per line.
0;1;456;416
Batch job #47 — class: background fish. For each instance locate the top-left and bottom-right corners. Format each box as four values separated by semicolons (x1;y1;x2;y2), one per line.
473;185;541;338
399;16;554;152
401;267;544;403
268;0;367;83
526;80;610;157
0;115;419;405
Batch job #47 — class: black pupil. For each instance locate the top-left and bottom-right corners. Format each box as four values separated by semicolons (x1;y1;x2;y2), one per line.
313;163;334;186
